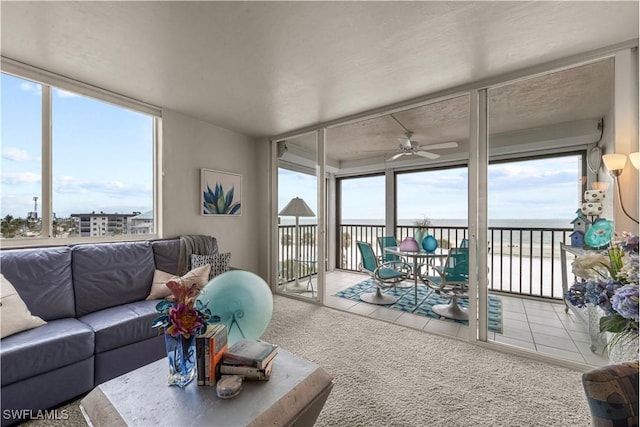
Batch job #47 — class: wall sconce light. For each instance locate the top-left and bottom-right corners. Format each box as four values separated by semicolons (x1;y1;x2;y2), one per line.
602;153;638;224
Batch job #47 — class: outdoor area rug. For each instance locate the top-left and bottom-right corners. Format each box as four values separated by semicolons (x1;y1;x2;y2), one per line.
334;278;503;333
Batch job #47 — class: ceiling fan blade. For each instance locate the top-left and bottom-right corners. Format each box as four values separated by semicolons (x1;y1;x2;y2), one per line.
387;152;408;161
414;150;440;160
417;141;458;151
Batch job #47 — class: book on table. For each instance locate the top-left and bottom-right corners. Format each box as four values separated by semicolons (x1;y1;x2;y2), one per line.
222;339;278;370
196;324;228;386
218;357;275;381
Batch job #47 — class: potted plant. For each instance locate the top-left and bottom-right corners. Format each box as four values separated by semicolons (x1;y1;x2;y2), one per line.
565;232;639;362
413;216;432;245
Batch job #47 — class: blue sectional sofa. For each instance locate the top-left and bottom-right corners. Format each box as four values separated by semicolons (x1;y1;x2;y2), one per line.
0;237;218;426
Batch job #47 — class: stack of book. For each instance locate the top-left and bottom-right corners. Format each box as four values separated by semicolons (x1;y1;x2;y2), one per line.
196;324;228;386
219;339;278;381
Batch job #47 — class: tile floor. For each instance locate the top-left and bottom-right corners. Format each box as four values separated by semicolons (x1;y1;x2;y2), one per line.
281;270;612;367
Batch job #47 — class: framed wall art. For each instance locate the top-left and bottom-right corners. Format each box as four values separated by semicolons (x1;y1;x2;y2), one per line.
201;168;242;216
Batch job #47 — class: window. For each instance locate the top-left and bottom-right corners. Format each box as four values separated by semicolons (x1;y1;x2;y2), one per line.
338;174;385;224
397;167;469;226
1;71;158;243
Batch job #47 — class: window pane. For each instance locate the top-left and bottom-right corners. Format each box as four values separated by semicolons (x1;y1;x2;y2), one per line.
52;91;154;237
488;156;581;222
340;175;385;224
0;74;43;239
397;167;468;226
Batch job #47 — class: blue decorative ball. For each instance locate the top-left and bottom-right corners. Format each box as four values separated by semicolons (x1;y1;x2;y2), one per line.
422;235;438;252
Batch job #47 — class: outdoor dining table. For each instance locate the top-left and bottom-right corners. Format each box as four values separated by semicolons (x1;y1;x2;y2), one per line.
384;247;448;305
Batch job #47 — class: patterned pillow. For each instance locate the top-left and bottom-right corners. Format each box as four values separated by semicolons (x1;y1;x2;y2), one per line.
191;252;231;280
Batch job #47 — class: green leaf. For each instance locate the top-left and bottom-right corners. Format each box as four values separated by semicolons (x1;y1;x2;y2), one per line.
151;314;169;329
599;314;629;333
155;300;173;313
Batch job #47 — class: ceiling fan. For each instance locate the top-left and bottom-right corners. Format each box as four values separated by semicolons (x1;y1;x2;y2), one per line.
386;115;458;162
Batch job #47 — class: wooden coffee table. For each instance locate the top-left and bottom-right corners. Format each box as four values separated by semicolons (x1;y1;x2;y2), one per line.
80;349;333;426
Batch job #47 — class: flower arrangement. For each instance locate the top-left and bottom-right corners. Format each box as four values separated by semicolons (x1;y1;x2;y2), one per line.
413;215;432;229
152;280;218;338
565;232;639;349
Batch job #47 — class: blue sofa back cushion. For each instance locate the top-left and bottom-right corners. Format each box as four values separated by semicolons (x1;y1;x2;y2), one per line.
72;242;155;316
0;247;75;320
150;237;219;276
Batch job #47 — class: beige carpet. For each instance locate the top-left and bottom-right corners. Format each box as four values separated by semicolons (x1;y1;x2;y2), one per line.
23;295;592;426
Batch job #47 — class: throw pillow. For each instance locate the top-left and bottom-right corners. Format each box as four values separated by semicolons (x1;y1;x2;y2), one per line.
1;273;46;339
191;252;232;280
145;264;212;300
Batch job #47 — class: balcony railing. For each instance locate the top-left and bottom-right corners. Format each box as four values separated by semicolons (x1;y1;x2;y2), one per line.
279;223;573;300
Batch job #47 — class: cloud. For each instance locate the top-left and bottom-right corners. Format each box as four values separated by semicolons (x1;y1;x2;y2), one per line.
19;81;41;95
17;81;80;99
54;88;80;99
2;147;34;161
55;176;150;198
2;172;41;185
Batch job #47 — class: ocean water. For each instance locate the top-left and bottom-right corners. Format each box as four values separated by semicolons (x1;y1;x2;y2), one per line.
281;217;571;229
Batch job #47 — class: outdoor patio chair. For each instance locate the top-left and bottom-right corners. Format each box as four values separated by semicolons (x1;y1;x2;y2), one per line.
377;236;402;263
356;241;412;305
421;246;470;320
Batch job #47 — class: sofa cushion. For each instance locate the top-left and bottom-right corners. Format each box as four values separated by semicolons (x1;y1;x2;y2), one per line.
0;246;75;320
0;274;46;339
0;318;94;386
145;264;212;300
150;238;181;276
78;300;161;353
150;237;219;276
72;242;155;316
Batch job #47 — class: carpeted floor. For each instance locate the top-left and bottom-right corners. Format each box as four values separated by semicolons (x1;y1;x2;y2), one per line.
334;278;503;333
23;295;591;427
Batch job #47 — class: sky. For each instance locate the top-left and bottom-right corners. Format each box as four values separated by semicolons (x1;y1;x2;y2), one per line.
1;73;153;218
2;72;581;224
280;155;582;224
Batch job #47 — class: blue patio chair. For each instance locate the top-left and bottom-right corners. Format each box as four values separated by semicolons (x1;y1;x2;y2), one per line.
421;247;469;320
377;236;401;263
356;241;412;305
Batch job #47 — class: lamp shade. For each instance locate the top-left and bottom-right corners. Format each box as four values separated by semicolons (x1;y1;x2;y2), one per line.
630;152;640;170
602;153;627;172
279;197;315;217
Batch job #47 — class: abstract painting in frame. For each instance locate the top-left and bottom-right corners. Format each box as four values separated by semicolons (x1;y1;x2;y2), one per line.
201;168;242;216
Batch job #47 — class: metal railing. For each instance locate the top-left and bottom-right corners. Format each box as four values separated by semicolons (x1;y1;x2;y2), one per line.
279;223;573;300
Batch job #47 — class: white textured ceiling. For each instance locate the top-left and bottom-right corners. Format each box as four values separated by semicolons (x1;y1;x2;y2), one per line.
1;1;638;141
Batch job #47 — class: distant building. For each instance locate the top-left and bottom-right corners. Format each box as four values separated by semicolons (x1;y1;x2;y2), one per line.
70;212;138;237
129;210;154;235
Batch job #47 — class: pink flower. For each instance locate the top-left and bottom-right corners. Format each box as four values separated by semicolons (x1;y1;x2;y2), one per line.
166;303;204;339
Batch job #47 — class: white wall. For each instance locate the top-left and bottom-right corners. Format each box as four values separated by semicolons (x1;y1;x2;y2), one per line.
161;109;263;276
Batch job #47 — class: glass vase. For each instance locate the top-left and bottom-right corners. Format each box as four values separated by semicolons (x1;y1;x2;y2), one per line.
165;333;197;387
605;332;640;363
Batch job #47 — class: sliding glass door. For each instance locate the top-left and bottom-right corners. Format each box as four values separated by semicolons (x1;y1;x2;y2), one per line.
276;133;319;300
484;59;613;365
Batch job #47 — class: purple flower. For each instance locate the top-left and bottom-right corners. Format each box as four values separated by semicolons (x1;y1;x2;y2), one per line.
611;285;639;322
